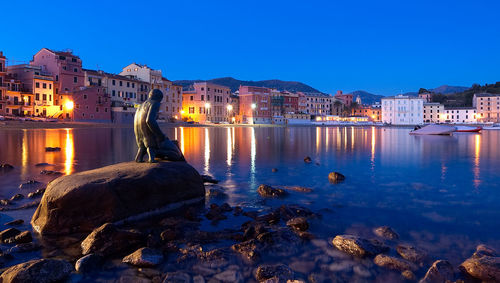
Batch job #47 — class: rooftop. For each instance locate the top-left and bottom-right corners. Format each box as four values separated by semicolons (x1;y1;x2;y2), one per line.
474;93;500;97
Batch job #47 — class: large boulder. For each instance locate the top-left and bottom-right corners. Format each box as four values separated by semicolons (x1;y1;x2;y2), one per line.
0;258;73;283
31;161;205;235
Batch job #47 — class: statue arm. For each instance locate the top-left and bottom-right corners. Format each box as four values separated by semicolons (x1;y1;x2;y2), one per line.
146;102;165;141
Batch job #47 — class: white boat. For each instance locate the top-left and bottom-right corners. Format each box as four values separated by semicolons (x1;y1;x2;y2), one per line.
483;123;500;130
410;124;456;135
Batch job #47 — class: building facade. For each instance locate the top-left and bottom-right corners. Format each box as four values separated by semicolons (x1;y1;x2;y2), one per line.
351;106;381;121
302;92;332;116
0;52;7;115
239;86;271;124
473;93;500;123
382;95;424;125
423;102;444;123
182;82;231;123
443;107;477;124
334;90;353;108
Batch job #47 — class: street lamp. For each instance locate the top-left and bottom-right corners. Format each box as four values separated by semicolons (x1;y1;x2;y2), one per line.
251;103;256;110
205;103;211;109
227;104;233;111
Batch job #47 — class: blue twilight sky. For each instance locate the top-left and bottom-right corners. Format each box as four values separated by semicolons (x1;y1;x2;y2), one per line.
2;0;500;95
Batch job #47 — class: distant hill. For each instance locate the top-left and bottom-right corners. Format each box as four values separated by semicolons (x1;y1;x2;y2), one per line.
430;85;469;94
432;82;500;107
348;90;385;104
173;77;321;93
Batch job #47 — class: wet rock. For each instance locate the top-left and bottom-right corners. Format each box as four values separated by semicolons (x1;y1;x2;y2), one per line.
18;200;40;210
5;219;24;226
4;230;32;244
0;227;21;242
233;206;243;216
45;147;61;152
214;269;243;283
304;156;312;163
420;260;454;283
18;180;43;190
160;229;177;242
205;204;228;221
328;172;345;183
27;188;45;198
164;271;191;282
232;240;260;262
0;199;11;206
397;244;427;264
278;204;315;221
123;247;164;267
332;234;389;258
402;270;416;281
202;174;219;184
257;184;288;198
373;226;399;240
286;217;309;231
8;242;41;253
0;258;73;283
81;223;144;256
289;261;316;274
460;246;500;282
284;186;313;193
10;194;24;201
255;264;294;282
272;168;278;173
39;169;62;175
0;163;14;172
34;163;54;167
32;161;205;235
193;275;205;283
308;273;330;283
374;254;415;271
207;187;228;200
75;253;103;273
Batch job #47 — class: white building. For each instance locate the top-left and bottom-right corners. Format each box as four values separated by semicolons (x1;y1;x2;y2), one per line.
443;107;477;124
382;95;424;125
423;102;444;123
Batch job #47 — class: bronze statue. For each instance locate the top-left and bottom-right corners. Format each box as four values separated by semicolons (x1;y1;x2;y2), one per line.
134;89;184;162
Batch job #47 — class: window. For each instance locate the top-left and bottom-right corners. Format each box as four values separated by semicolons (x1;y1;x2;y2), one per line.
56;75;59;81
35;82;40;88
132;83;135;88
190;96;193;101
119;81;122;86
35;93;40;100
43;83;47;89
201;95;204;101
49;84;52;89
74;68;78;72
83;94;88;99
112;80;116;86
96;107;99;112
74;77;78;83
201;87;204;91
72;58;77;62
105;108;108;112
43;94;47;100
127;82;130;87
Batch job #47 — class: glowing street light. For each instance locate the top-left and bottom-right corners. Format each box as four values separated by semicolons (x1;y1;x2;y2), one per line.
227;104;233;111
251;103;257;110
205;103;211;109
65;100;74;111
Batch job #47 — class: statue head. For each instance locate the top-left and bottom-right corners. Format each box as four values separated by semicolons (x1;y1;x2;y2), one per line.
148;89;163;102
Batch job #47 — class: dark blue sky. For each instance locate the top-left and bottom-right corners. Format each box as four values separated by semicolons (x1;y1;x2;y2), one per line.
3;0;499;95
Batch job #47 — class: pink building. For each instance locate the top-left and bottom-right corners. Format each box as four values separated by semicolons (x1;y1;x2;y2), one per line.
31;48;110;121
182;82;231;123
0;51;7;115
334;90;353;107
239;86;271;124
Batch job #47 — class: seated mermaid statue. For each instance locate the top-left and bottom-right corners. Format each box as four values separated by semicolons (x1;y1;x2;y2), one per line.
134;89;184;163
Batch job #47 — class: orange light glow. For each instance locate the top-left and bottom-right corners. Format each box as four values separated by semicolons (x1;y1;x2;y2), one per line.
65;100;74;110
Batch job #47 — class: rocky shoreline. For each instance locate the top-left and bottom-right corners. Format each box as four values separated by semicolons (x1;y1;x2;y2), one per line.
0;163;499;282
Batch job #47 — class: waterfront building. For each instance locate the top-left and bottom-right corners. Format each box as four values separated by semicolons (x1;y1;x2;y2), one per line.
229;94;239;123
8;64;57;117
334;90;353;108
120;63;162;88
182;82;231;123
443;107;477;124
161;78;183;120
297;92;307;113
423;102;444;123
351;105;381;121
381;95;424;125
3;75;33;116
0;52;6;115
239;86;271;124
301;92;332;116
473;93;500;123
270;89;299;117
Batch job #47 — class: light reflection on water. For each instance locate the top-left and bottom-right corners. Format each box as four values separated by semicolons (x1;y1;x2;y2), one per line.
0;126;499;263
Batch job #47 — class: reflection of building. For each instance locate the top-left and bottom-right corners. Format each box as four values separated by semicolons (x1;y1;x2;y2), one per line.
382;95;424;125
239;86;271;124
8;64;58;117
182;82;231;123
443;107;477;124
423;102;444;123
473;93;500;122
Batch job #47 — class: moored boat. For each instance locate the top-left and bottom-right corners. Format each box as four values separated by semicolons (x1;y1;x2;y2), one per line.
483;123;500;130
455;126;482;133
410;124;456;135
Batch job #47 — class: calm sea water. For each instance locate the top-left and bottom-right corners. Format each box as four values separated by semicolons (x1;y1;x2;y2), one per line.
0;126;499;267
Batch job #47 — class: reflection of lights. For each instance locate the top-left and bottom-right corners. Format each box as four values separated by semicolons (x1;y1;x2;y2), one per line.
204;128;210;174
65;100;74;110
227;104;233;111
371;126;375;168
316;127;320;151
473;134;481;188
250;127;256;175
64;129;74;175
180;127;184;153
21;130;28;179
227;127;232;167
351;126;354;150
251;103;256;110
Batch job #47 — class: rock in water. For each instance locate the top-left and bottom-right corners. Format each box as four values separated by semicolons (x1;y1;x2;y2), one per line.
257;184;288;198
373;226;399;240
31;161;205;235
420;260;454;283
460;245;500;282
0;259;73;283
75;254;103;273
81;223;144;256
332;235;389;258
122;247;164;267
328;172;345;183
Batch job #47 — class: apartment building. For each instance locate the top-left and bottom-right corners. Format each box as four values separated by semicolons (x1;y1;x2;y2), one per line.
443;107;477;124
382;95;424;125
423;102;444;123
301;92;332;116
239;86;271;124
473;93;500;122
0;52;6;115
182;82;231;123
